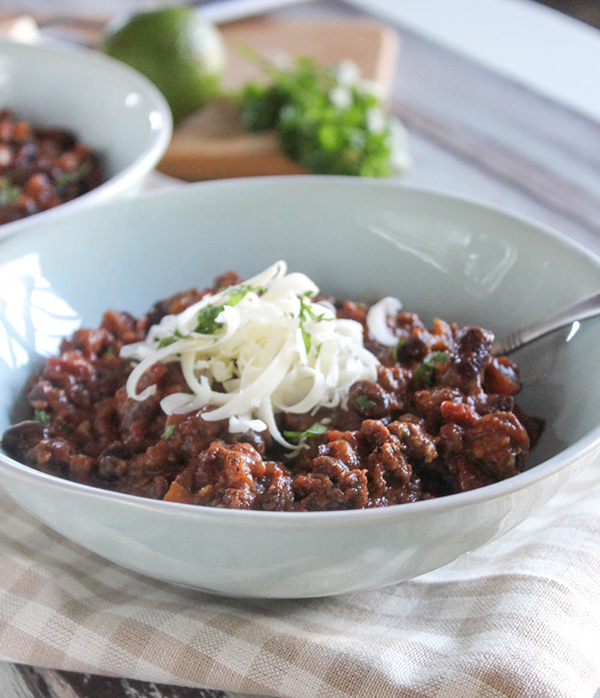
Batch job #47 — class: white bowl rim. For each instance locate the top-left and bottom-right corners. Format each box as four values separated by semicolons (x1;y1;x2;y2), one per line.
0;175;599;526
0;38;173;242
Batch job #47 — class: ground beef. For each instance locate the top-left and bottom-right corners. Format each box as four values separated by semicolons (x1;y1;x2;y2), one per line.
1;272;544;511
0;109;104;225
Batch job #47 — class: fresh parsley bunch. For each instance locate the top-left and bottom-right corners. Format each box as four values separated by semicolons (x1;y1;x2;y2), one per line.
238;52;408;177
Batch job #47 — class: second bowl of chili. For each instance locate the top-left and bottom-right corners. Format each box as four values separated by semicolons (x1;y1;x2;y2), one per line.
0;39;171;240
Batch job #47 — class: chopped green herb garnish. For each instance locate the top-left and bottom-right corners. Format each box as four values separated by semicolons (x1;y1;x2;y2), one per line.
298;294;312;353
301;294;333;322
237;51;401;177
428;351;450;363
158;336;177;349
0;179;21;206
103;346;115;356
299;293;313;310
391;339;408;362
225;290;246;306
158;285;263;345
355;395;376;411
224;284;254;307
413;351;450;386
192;285;259;336
161;424;176;440
301;324;311;354
194;304;225;334
239;81;287;132
34;409;50;424
55;162;92;188
413;364;434;385
284;422;328;443
297;293;332;354
158;329;187;349
7;168;26;185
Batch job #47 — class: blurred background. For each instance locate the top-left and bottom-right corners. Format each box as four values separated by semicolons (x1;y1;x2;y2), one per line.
0;0;596;230
0;0;597;28
538;0;600;28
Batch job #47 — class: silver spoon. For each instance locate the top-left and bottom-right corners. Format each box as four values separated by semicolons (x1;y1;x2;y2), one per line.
492;290;600;356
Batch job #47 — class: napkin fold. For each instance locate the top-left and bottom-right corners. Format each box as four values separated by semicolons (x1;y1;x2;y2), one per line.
1;458;600;698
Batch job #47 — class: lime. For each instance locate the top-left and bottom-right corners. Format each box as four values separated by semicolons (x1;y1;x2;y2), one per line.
102;6;226;123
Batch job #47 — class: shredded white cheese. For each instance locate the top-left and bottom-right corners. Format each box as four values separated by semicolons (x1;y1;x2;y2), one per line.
366;296;403;346
121;261;381;449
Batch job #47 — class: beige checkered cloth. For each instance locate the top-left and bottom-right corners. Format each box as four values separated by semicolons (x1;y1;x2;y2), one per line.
1;460;600;698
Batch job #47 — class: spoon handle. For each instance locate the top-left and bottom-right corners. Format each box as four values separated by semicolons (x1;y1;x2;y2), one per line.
492;290;600;356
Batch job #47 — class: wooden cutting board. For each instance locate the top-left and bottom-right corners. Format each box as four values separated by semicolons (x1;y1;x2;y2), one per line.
157;17;399;181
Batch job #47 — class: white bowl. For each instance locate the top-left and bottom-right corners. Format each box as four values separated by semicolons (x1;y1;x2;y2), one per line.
0;177;599;598
0;39;172;240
